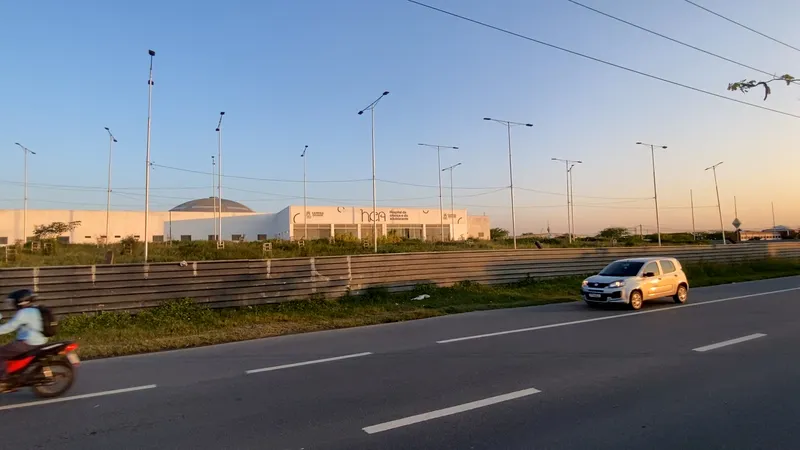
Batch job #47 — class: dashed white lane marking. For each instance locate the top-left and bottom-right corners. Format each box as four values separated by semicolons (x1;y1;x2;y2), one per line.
0;384;157;411
437;287;800;344
693;333;767;352
362;387;542;434
245;352;373;374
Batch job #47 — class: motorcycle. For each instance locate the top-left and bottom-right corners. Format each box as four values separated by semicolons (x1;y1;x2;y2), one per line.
2;341;79;398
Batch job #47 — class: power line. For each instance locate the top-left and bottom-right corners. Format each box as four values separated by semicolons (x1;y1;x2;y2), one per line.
152;163;371;184
406;0;800;120
683;0;800;53
564;0;776;77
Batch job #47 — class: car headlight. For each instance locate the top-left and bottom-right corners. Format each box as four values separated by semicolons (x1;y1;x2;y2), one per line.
581;280;588;287
609;280;625;288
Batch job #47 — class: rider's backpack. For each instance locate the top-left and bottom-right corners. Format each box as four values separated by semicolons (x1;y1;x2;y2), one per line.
36;306;58;337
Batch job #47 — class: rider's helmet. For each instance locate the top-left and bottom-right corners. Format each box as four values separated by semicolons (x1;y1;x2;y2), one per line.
6;289;36;309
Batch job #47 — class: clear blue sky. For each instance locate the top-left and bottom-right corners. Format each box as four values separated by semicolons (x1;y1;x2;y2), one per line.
2;0;799;234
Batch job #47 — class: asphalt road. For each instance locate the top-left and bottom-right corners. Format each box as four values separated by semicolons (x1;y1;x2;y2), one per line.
2;276;800;449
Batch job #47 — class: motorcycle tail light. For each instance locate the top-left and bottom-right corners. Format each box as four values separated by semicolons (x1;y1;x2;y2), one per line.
62;343;79;354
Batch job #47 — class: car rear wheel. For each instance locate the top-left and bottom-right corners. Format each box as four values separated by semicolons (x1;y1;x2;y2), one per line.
629;291;643;310
673;285;688;304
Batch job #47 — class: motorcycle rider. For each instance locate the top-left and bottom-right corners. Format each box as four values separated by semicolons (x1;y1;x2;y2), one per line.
0;289;47;384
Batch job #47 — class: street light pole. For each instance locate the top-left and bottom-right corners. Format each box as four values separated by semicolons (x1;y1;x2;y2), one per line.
772;201;776;229
690;189;696;238
705;161;726;245
551;158;582;242
358;91;390;252
13;143;35;243
419;143;458;241
301;145;309;241
104;127;117;244
569;164;576;237
144;49;155;262
212;155;217;240
484;118;533;250
442;162;462;240
215;111;225;244
636;142;667;246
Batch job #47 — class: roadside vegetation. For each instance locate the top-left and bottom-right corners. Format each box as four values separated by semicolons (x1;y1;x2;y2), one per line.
0;226;731;268
3;258;794;360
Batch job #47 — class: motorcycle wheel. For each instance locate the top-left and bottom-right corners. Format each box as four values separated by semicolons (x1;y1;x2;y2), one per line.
32;360;75;399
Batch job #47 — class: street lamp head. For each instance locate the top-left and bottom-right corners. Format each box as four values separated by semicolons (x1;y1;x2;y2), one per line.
113;138;118;143
661;146;667;149
576;160;583;164
483;117;492;121
357;110;364;115
524;123;533;127
148;49;156;56
551;157;557;161
14;142;20;146
382;91;390;96
215;128;220;132
636;141;642;145
104;127;110;131
220;111;225;116
452;146;459;150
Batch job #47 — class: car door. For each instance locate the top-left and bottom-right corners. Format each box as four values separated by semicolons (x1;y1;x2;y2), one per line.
658;259;678;296
641;261;661;298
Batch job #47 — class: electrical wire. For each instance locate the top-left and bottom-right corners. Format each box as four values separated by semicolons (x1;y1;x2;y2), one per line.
405;0;800;120
564;0;776;77
682;0;800;53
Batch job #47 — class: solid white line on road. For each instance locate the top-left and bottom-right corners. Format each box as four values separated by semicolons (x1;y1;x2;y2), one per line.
437;286;800;344
362;387;541;434
693;333;767;352
245;352;373;374
0;384;157;411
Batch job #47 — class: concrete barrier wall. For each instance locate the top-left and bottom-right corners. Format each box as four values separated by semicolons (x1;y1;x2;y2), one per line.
1;242;798;315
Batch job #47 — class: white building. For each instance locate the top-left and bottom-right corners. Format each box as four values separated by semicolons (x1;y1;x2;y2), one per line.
0;198;490;244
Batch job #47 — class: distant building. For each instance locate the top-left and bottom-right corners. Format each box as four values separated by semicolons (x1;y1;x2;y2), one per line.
0;199;490;244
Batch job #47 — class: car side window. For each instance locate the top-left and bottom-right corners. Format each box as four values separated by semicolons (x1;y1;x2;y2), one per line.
642;261;660;276
660;260;676;274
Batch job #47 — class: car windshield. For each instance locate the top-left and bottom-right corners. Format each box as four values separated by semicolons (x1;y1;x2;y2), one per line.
598;261;645;277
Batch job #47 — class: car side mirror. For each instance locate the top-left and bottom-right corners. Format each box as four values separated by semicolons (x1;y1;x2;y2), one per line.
643;271;655;278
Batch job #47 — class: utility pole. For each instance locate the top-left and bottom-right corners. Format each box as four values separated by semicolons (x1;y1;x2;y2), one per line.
358;91;390;252
144;49;155;262
13;143;36;243
301;145;309;241
636;142;667;246
485;117;534;250
705;161;726;245
551;158;582;242
215;111;225;244
104;128;117;245
690;189;696;239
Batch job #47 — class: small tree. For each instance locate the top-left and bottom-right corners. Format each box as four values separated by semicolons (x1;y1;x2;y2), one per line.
32;221;82;240
728;74;797;100
598;227;629;240
490;228;509;240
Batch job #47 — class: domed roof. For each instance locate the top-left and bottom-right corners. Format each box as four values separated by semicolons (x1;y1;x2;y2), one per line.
170;197;254;213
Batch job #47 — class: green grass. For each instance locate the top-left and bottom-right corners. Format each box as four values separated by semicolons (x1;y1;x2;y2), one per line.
1;234;712;267
7;257;790;360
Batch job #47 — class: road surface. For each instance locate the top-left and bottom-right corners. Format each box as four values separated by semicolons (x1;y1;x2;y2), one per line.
2;276;800;449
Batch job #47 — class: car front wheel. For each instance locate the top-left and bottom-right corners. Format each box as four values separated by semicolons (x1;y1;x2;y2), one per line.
629;291;643;310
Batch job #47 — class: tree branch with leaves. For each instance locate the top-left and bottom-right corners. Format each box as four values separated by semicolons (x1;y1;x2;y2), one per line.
728;74;797;100
33;221;82;240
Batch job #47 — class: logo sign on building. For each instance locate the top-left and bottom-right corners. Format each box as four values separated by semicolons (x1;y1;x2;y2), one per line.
306;211;324;218
389;210;409;221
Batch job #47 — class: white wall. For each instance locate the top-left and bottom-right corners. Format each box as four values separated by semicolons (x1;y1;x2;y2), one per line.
0;210;260;244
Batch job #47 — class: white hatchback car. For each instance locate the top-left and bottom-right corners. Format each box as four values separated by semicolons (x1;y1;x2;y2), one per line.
581;257;689;310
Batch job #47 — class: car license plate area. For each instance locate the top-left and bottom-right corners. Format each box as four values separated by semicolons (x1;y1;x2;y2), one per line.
66;352;80;365
588;293;602;298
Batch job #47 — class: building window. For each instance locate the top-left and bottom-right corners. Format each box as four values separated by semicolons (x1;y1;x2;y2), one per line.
387;224;423;240
152;235;165;243
426;225;451;242
257;234;267;241
84;236;92;239
334;225;358;239
114;235;121;239
100;235;107;240
180;235;192;242
134;235;141;240
208;235;218;241
293;224;331;240
0;237;8;245
478;232;485;238
57;236;70;244
232;234;245;241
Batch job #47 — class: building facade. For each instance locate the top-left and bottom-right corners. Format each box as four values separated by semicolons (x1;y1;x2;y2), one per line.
0;199;490;244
